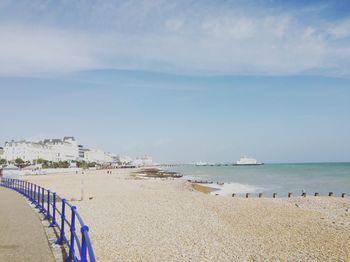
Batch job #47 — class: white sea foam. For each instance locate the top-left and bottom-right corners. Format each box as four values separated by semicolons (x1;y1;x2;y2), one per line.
208;182;263;196
182;175;210;181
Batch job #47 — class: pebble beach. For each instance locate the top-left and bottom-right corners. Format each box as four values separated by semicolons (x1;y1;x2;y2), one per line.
25;169;350;261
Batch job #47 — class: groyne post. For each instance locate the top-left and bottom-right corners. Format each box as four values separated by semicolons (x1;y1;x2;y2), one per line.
273;193;277;198
232;193;236;197
258;193;263;198
342;193;346;198
288;193;292;198
246;193;250;198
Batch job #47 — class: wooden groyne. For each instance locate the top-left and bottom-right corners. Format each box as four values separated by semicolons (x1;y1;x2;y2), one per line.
229;191;347;198
188;180;347;198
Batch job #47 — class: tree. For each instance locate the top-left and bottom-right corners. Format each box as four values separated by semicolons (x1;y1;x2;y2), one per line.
88;162;96;168
58;161;69;168
0;159;7;165
36;158;48;164
14;158;25;167
76;160;89;169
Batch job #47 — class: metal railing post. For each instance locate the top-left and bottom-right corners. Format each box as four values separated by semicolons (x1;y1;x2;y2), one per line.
67;206;77;262
56;199;66;245
80;226;89;262
30;183;33;201
36;186;41;209
32;184;37;204
49;192;56;227
41;187;45;213
1;179;96;261
44;190;51;220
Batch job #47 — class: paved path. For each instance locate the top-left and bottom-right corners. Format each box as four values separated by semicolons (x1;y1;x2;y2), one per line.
0;186;55;262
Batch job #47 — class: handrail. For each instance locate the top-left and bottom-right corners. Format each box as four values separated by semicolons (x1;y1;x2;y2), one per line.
0;177;96;262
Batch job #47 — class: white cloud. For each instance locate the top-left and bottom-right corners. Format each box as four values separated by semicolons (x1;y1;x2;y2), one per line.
0;25;97;76
0;1;350;77
326;18;350;40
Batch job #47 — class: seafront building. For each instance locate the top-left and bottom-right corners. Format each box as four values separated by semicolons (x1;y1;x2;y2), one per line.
3;137;79;163
0;147;4;159
1;137;153;166
132;156;153;166
84;149;116;164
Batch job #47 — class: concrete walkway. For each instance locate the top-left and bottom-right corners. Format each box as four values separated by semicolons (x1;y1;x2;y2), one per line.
0;186;55;262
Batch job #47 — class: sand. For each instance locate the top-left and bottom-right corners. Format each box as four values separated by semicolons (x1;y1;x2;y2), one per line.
25;169;350;261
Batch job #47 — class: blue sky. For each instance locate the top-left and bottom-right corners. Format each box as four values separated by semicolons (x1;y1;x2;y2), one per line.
0;1;350;163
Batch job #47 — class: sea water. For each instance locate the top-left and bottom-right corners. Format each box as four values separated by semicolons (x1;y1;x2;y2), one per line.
170;163;350;197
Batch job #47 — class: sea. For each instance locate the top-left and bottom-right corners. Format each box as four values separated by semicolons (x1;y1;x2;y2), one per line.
169;163;350;197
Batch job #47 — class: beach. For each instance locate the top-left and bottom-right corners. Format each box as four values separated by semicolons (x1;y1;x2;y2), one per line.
25;169;350;261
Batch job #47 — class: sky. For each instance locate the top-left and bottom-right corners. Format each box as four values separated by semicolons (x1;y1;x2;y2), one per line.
0;0;350;163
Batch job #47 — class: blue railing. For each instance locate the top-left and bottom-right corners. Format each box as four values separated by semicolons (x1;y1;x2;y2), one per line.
0;177;96;262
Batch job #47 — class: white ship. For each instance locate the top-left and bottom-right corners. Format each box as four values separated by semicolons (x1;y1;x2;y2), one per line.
234;156;263;166
195;161;208;166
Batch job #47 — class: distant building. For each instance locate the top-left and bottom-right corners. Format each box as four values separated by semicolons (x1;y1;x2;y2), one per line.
41;137;79;162
117;155;133;165
0;147;4;159
78;144;89;161
3;137;79;163
132;156;153;167
1;137;153;167
84;149;114;164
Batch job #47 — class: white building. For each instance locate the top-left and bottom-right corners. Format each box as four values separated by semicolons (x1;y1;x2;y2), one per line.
84;149;114;164
132;156;153;167
0;147;4;159
116;155;133;165
3;137;79;163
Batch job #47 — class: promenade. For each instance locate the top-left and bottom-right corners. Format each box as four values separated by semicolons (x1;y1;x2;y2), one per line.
0;186;55;262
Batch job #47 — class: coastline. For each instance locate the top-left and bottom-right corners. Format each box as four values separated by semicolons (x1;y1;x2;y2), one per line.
24;168;350;261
